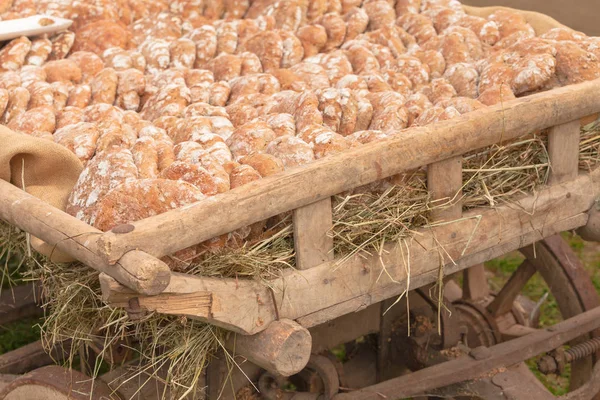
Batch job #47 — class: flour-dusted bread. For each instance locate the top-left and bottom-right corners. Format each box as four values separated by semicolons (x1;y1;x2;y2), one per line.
92;178;205;231
66;147;139;225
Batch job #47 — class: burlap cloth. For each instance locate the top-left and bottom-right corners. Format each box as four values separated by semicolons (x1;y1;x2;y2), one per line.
0;125;82;262
0;6;570;263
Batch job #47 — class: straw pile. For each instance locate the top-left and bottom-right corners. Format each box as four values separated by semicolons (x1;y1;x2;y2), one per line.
0;120;596;398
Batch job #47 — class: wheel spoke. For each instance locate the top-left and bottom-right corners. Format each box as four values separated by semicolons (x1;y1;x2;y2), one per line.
487;260;536;317
462;264;490;301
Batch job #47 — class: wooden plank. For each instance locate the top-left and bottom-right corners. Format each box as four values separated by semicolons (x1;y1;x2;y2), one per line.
548;119;581;184
293;198;334;270
0;180;171;296
99;272;276;335
101;170;598;333
0;283;42;325
427;156;463;221
309;304;381;354
96;79;600;263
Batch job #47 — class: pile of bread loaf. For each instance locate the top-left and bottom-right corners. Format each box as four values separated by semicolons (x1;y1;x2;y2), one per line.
1;0;599;267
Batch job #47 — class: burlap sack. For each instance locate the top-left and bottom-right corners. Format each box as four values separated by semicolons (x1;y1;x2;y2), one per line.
0;125;83;262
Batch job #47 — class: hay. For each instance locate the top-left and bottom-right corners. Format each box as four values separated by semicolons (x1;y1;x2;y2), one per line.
580;120;600;172
6;123;600;399
462;135;550;209
0;220;28;290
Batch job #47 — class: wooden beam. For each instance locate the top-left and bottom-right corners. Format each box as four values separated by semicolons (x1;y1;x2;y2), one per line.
99;272;276;335
225;319;312;376
0;180;170;296
96;79;600;264
548;119;581;185
101;169;598;334
293;198;334;270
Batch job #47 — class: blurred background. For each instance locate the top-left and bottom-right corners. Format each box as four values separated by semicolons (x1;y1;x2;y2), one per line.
462;0;600;35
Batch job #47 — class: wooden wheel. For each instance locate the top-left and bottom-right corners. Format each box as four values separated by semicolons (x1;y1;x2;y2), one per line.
450;234;600;394
0;366;117;399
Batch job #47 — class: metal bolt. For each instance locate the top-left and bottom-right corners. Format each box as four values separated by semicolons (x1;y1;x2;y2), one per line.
469;346;491;360
538;337;600;375
565;337;600;362
126;297;146;320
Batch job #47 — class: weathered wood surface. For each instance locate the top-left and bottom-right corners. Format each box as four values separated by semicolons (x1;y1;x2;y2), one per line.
225;319;311;376
293;198;334;270
101;169;598;333
0;283;41;326
96;79;600;264
0;180;170;296
548;120;581;185
0;340;71;375
427;156;463;221
99;272;276;335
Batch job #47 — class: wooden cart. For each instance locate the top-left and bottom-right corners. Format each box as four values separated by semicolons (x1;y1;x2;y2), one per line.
2;77;600;399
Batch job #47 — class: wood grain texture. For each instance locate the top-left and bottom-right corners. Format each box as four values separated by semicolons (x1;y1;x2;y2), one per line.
225;319;311;376
96;79;600;264
102;169;598;333
0;180;170;295
99;272;276;335
548;120;581;185
427;156;463;221
293;198;334;270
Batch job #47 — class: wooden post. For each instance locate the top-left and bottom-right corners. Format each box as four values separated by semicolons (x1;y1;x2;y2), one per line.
0;180;170;296
548;120;581;185
293;198;334;270
225;319;312;377
427;156;489;300
427;156;463;221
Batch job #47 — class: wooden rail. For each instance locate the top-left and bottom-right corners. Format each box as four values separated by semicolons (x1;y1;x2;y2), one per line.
101;167;598;332
95;79;600;265
0;180;171;295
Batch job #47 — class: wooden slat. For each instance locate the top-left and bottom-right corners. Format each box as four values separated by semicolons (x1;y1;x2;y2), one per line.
427;156;463;221
293;198;334;270
101;169;598;333
0;180;170;296
95;79;600;264
548;119;581;185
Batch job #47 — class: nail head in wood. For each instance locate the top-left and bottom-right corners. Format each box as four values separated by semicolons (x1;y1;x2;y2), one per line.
112;224;135;234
